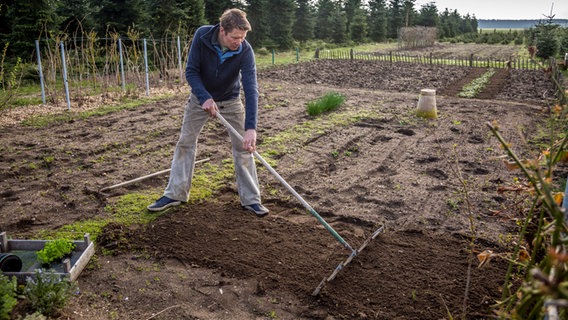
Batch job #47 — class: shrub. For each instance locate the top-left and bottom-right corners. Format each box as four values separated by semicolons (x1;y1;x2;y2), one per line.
306;92;345;116
24;269;77;317
36;239;75;265
0;274;17;320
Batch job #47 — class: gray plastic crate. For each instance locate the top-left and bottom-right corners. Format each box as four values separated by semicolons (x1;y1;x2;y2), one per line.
0;231;95;283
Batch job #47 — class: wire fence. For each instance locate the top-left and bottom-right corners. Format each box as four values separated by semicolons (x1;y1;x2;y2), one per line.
4;39;565;111
32;34;192;109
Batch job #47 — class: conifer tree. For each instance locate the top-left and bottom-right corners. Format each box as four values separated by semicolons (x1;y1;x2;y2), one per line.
9;0;55;58
145;0;207;38
387;0;403;39
293;0;314;43
56;0;94;35
330;6;346;44
368;0;388;42
92;0;146;36
344;0;361;37
267;0;295;50
350;7;368;43
0;2;14;53
204;0;236;24
416;2;438;27
314;0;334;40
245;0;270;48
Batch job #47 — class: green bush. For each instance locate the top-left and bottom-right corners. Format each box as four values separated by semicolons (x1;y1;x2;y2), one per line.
36;239;75;265
24;269;77;317
306;92;345;116
0;274;17;320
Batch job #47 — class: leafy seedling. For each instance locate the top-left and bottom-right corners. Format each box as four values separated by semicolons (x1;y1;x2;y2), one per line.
36;239;75;265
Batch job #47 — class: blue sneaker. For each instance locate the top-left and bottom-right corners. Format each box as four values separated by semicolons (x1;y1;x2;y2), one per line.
243;203;269;217
147;196;181;212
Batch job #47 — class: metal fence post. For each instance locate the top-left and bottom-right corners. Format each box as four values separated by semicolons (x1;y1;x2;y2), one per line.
118;38;126;91
60;42;71;110
35;40;46;105
143;38;150;96
177;36;183;82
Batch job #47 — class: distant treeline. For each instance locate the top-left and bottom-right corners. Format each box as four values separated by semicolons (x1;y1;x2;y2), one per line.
478;19;568;29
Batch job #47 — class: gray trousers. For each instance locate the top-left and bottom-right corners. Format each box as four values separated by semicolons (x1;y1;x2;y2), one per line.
163;94;261;206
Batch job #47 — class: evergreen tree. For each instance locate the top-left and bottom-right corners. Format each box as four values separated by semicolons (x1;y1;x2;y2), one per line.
9;0;56;58
314;0;334;40
267;0;295;50
460;14;474;34
367;0;387;42
402;0;416;27
204;0;236;25
245;0;270;48
293;0;314;43
416;2;438;27
534;21;560;59
438;8;459;38
387;0;403;39
183;0;207;33
330;5;346;44
56;0;94;35
470;15;478;32
0;1;14;51
145;0;189;37
350;7;367;43
92;0;146;37
559;28;568;56
344;0;361;38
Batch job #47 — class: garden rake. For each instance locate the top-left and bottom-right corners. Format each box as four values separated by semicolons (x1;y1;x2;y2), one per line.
216;112;384;296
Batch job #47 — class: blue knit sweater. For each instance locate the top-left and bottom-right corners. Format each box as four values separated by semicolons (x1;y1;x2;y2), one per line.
185;24;259;130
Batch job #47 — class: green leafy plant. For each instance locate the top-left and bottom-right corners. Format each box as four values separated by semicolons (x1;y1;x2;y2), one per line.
0;42;23;111
0;274;17;320
36;239;75;265
306;92;345;116
458;68;496;98
24;269;77;317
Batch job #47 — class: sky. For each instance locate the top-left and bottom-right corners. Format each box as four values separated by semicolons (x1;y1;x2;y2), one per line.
413;1;568;20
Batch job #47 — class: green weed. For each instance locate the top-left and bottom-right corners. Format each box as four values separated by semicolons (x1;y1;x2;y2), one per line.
24;269;77;317
306;92;345;116
0;274;17;320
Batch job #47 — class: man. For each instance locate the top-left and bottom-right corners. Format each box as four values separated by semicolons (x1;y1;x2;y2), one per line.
147;8;269;217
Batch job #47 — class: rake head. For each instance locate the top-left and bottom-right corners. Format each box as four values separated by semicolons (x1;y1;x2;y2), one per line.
312;225;385;296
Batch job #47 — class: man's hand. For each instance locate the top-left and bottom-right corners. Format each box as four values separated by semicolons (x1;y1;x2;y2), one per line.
202;98;218;117
242;129;257;152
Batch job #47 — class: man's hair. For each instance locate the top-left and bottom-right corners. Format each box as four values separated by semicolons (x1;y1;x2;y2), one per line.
219;9;251;33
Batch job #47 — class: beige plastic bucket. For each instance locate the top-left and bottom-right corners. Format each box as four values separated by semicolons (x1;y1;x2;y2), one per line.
416;89;437;119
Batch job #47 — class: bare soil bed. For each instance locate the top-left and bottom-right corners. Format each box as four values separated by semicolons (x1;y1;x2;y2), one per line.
0;57;561;319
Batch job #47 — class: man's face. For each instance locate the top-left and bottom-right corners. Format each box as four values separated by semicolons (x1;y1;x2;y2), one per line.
218;27;247;51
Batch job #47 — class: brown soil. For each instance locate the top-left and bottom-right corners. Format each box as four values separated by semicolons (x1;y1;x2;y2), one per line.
0;58;561;319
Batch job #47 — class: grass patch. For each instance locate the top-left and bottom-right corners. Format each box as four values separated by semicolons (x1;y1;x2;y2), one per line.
34;161;235;242
306;92;345;116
